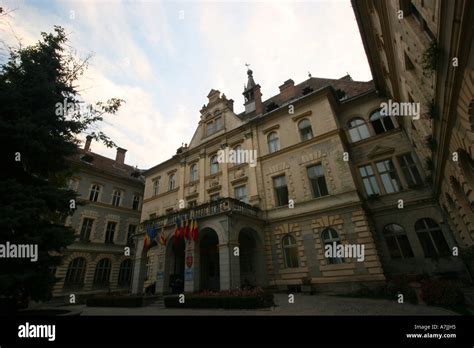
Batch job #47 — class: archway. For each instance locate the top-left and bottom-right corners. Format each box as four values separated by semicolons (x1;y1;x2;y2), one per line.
165;237;185;293
238;227;264;288
200;228;220;291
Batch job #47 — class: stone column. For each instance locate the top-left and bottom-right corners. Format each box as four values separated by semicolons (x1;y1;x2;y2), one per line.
184;240;200;293
221;143;230;198
178;159;186;204
244;130;259;206
131;233;147;294
198;150;206;203
218;241;241;290
154;243;167;294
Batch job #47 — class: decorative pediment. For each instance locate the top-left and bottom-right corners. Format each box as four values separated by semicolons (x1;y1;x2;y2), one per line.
367;145;395;160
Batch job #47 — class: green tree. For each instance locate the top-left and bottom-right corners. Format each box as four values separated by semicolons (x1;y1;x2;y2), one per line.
0;26;123;304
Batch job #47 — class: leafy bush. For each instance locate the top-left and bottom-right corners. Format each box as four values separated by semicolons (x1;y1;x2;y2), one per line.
385;276;418;304
86;295;146;307
164;287;274;309
420;278;464;306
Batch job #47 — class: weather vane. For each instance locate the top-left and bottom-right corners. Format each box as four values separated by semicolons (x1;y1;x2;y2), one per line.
245;63;250;69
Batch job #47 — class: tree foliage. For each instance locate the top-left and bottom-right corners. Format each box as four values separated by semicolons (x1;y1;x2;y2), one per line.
0;26;123;302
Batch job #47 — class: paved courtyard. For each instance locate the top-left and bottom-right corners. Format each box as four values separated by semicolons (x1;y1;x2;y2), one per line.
52;294;459;316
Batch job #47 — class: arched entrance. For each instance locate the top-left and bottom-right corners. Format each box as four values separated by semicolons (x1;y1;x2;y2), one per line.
200;228;220;291
238;228;264;288
165;237;185;293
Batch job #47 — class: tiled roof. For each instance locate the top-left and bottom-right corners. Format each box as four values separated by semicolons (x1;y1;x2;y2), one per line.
238;75;375;120
70;149;145;184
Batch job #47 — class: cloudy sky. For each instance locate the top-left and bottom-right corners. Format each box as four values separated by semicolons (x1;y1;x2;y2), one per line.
1;0;372;169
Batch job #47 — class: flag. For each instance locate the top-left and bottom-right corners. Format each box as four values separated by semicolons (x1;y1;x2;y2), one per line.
159;233;168;246
174;217;180;246
188;219;194;241
185;217;190;240
179;216;185;239
192;218;198;241
144;226;157;252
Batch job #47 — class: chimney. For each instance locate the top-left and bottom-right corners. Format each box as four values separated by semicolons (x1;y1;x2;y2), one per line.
254;85;263;115
84;135;93;152
116;147;127;164
278;79;297;100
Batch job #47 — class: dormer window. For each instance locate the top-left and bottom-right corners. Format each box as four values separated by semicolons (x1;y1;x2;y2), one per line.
206;116;223;136
266;102;279;112
302;86;314;95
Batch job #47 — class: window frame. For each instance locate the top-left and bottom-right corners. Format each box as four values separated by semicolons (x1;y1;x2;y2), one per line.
190;163;198;182
168;173;176;191
273;174;289;207
64;257;87;287
234;185;248;203
321;227;345;264
307;163;329;198
105;221;117;244
415;218;450;258
383;223;414;259
398;153;423;188
369;109;396;134
210;155;219;175
298;118;313;141
79;217;94;242
348;117;370;142
375;159;402;194
359;164;381;196
93;258;111;286
111;189;122;207
282;234;299;268
267;131;280;154
89;184;101;202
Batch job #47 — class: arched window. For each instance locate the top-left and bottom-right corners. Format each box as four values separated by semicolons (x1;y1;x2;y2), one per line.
93;258;111;285
233;145;243;165
168;173;175;191
298;119;313;141
267;132;280;154
321;228;344;264
348;118;370;142
370;109;395;134
383;224;414;259
458;149;474;189
415;218;450;258
89;184;100;202
210;155;219;174
64;257;86;287
282;235;299;268
118;259;132;286
190;164;198;182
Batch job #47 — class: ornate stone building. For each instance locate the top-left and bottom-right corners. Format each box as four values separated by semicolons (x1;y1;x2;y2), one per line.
132;67;466;295
52;137;144;298
352;0;474;249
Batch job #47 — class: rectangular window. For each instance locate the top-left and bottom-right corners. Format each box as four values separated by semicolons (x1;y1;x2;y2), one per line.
89;185;100;202
376;159;402;193
152;178;159;196
127;224;137;245
215;117;222;131
132;195;140;210
210;194;220;213
307;164;328;198
207;121;214;135
234;185;248;203
80;218;94;242
105;222;117;244
359;164;381;196
398;153;423;187
273;175;289;207
112;190;122;207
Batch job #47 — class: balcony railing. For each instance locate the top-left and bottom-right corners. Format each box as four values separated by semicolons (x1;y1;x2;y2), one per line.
142;197;261;230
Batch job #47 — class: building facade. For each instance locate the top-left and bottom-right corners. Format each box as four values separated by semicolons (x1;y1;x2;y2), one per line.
132;67;466;295
352;0;474;249
52;137;144;298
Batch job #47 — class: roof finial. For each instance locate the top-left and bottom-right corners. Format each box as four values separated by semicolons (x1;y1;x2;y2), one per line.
308;71;312;78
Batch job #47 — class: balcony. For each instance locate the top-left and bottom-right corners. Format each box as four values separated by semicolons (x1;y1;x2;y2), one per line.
142;197;261;229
